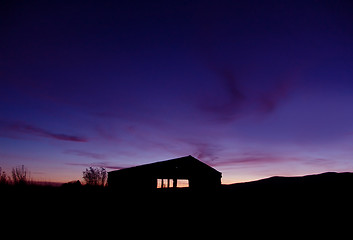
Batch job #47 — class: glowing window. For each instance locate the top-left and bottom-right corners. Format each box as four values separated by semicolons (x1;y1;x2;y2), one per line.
168;179;174;188
157;179;189;188
176;179;189;188
157;179;162;188
163;179;169;188
157;179;173;188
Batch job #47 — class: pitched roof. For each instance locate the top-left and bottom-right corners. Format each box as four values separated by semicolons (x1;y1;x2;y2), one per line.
108;155;221;179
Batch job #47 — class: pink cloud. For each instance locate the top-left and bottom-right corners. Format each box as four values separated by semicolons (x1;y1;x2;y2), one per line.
0;120;87;142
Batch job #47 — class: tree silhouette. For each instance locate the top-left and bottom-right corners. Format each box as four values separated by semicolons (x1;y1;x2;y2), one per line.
0;167;10;185
12;165;30;185
82;167;107;186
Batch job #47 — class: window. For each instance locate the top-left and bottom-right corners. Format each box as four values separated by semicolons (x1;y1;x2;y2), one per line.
168;179;173;188
157;179;189;188
157;179;163;188
157;179;173;188
176;179;189;188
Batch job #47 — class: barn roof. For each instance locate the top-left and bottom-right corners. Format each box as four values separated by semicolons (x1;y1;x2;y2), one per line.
108;155;221;179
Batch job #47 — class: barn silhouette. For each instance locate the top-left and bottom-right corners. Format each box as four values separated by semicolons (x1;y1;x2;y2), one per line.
108;155;222;191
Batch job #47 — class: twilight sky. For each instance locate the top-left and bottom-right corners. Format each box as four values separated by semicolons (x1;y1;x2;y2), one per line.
1;0;353;183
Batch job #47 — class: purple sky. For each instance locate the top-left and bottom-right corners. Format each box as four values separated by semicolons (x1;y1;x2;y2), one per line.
1;0;353;183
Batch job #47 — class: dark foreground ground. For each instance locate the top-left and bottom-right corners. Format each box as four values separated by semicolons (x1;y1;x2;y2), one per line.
1;172;352;236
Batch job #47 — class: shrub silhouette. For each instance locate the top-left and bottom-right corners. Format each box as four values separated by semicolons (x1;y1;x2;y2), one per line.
12;165;30;185
0;167;10;185
82;167;107;186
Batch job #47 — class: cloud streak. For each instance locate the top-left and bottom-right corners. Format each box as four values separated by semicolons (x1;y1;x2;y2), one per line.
64;149;106;160
212;152;285;168
177;137;222;163
0;121;87;142
65;162;125;170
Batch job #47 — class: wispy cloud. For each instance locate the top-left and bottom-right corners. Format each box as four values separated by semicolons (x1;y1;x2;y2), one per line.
212;152;285;168
197;65;294;123
302;158;336;168
64;149;106;160
65;162;125;170
257;79;293;114
198;68;246;122
178;137;222;163
0;120;87;142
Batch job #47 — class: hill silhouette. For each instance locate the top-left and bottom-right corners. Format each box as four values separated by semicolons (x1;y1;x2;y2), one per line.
224;171;353;191
221;172;353;202
218;172;353;219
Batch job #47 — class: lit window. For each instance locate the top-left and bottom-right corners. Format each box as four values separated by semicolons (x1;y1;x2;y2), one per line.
168;179;174;188
157;179;173;188
157;179;188;188
163;179;168;188
176;179;189;188
157;179;162;188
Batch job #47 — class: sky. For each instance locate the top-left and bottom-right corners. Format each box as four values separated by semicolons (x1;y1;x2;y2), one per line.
1;0;353;184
